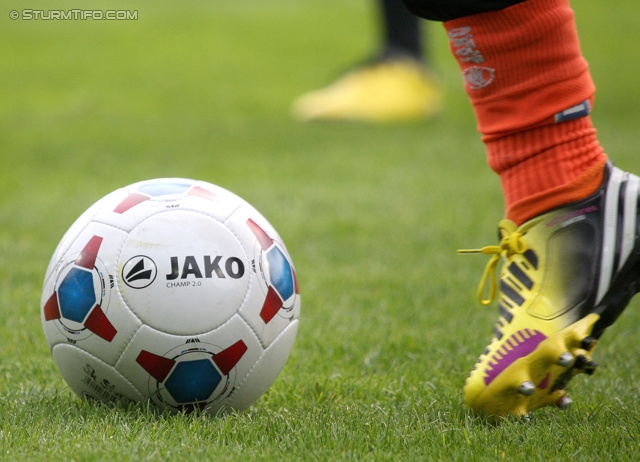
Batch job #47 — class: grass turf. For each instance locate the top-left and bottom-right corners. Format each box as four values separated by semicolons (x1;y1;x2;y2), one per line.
1;1;640;460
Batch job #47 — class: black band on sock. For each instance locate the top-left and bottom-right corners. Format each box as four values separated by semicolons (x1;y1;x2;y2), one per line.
403;0;526;22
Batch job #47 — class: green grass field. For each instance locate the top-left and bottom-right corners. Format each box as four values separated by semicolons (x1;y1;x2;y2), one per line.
2;1;640;460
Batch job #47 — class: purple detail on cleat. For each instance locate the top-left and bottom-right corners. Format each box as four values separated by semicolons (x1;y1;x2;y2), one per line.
484;329;547;385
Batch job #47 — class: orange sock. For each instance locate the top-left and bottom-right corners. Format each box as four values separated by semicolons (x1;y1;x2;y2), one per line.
444;0;607;225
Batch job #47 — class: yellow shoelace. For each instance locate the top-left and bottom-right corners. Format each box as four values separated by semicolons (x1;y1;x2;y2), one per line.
458;224;527;306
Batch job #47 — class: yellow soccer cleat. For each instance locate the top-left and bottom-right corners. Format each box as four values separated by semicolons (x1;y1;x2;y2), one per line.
291;58;443;123
461;163;640;420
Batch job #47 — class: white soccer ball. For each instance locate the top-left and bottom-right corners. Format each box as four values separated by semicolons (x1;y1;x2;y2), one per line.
41;179;300;414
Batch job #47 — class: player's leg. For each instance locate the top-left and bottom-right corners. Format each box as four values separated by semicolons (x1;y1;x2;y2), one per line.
379;0;424;62
405;0;639;419
291;0;442;123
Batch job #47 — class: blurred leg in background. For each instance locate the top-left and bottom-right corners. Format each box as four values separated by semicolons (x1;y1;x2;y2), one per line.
292;0;442;123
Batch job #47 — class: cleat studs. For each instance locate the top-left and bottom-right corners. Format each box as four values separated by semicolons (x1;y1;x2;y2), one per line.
573;355;598;375
574;355;588;369
518;381;535;396
581;336;597;351
557;352;573;367
556;395;572;410
583;360;598;376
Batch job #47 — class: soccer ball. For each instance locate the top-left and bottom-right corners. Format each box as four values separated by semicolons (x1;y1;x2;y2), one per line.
41;178;300;414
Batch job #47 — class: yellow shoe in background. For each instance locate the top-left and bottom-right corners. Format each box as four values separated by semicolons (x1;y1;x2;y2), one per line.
291;58;442;123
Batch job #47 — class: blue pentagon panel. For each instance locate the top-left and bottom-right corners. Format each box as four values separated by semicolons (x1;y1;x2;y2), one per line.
58;267;97;323
266;246;294;300
136;181;193;197
164;359;221;404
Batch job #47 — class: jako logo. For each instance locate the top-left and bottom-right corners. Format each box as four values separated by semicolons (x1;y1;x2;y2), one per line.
166;256;245;280
463;66;495;90
122;256;158;289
